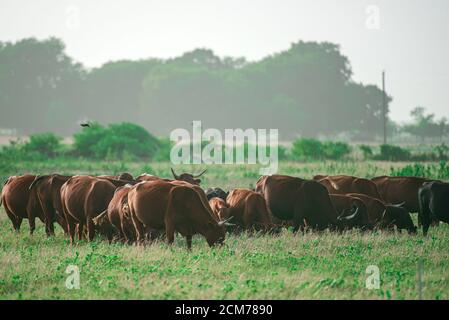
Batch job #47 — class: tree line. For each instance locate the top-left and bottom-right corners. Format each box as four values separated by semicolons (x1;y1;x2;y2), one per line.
0;37;447;141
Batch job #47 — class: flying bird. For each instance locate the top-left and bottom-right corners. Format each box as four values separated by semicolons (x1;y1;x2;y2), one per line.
80;122;91;128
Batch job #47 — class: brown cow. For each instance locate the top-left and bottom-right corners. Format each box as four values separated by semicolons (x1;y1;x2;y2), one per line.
209;197;230;220
127;180;229;249
225;188;272;232
314;175;382;199
371;176;434;213
328;194;372;230
29;174;71;236
61;175;125;244
346;193;417;234
1;175;45;235
255;175;357;231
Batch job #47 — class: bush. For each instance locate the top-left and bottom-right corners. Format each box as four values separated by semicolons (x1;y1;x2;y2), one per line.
23;133;62;158
359;145;373;159
291;138;324;161
73;122;160;160
375;144;411;161
322;141;351;160
291;138;350;161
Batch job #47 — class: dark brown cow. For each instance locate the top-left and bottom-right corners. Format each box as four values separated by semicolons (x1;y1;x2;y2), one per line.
225;188;272;232
208;197;230;221
136;168;207;186
61;175;125;244
29;174;71;236
255;175;356;231
1;175;45;234
127;180;228;249
371;175;434;213
328;194;371;230
314;175;382;199
347;193;417;234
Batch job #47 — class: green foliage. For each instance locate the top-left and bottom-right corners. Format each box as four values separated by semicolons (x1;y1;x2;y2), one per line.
291;138;351;161
390;161;449;180
402;107;448;141
359;145;373;159
23;133;62;158
73;122;160;160
375;144;411;161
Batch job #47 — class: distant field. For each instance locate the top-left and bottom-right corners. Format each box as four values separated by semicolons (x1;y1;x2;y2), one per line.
1;160;448;299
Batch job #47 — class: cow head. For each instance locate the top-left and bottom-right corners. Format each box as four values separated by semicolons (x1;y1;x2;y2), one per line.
117;172;134;181
382;205;417;234
205;187;229;201
92;210;117;241
171;168;206;185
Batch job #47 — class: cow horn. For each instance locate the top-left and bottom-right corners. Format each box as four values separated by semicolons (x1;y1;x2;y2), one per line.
218;216;235;227
171;168;180;180
337;206;359;221
92;210;108;225
194;169;207;178
392;201;406;208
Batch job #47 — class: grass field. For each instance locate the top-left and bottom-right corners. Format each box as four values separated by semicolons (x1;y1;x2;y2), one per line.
1;160;449;300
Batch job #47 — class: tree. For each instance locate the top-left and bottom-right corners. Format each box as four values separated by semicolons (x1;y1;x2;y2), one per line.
403;106;447;141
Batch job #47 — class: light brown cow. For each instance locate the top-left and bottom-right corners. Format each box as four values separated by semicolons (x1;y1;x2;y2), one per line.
225;188;272;232
1;175;45;235
127;180;228;249
314;175;382;199
208;197;230;220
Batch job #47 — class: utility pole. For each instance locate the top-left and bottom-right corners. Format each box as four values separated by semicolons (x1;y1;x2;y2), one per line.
382;71;387;144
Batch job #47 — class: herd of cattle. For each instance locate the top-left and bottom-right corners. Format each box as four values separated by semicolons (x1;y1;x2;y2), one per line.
1;169;448;249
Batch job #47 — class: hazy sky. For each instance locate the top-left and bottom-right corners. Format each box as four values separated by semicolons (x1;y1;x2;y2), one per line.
1;0;448;122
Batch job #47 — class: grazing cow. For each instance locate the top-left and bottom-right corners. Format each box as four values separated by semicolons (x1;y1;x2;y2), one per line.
255;175;356;231
1;175;45;234
208;197;230;220
347;193;417;234
61;175;126;244
127;180;229;249
418;181;449;235
225;188;272;232
315;175;382;199
328;194;372;230
205;187;229;201
29;174;71;236
371;175;434;213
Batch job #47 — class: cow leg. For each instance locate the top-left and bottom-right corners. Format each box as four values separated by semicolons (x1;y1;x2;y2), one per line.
4;205;21;231
87;219;95;242
131;214;145;245
165;219;175;246
27;214;36;236
77;222;85;241
65;215;77;245
186;235;192;250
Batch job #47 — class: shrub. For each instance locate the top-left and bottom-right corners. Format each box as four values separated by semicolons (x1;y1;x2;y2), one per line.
73;122;160;160
290;138;350;161
291;138;324;161
359;145;373;159
322;141;351;160
23;133;62;158
375;144;411;161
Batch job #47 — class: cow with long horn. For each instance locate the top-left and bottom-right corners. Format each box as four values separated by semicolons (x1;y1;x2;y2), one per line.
170;168;207;185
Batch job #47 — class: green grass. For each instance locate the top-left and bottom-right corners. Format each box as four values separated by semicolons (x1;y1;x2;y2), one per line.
1;160;449;300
